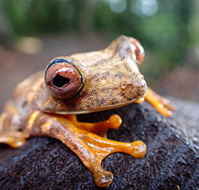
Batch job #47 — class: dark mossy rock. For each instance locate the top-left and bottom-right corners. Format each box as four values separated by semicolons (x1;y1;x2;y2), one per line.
0;98;199;190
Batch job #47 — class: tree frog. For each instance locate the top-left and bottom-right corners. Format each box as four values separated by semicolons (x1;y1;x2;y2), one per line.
0;36;175;187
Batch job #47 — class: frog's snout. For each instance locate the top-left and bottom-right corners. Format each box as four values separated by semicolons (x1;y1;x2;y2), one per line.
120;73;147;100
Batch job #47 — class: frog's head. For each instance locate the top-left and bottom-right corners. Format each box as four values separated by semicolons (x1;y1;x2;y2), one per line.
37;35;147;114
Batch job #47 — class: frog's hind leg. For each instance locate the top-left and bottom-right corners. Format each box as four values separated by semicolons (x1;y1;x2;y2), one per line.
0;112;29;148
27;111;146;187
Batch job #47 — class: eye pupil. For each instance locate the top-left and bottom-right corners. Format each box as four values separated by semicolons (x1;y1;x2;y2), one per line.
52;74;70;88
45;58;83;99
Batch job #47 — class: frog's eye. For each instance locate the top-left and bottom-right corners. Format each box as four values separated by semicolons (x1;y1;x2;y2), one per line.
131;38;145;64
45;58;83;99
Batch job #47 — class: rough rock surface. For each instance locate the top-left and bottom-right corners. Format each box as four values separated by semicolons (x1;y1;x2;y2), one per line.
0;98;199;190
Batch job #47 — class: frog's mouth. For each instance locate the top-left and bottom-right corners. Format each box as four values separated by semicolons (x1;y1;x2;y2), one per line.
51;98;144;115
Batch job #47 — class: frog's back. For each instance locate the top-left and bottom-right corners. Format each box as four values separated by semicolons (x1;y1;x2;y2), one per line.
3;71;44;118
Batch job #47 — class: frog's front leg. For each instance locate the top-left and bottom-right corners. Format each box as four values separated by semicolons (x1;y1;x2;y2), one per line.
136;87;176;117
65;114;122;137
25;111;146;187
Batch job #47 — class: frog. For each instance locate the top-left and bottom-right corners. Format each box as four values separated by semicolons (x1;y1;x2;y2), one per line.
0;35;175;187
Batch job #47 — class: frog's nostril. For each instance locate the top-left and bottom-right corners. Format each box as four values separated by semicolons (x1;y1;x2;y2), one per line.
52;74;70;88
120;74;146;92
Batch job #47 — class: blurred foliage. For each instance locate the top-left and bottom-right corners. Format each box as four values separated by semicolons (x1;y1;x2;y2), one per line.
1;0;195;79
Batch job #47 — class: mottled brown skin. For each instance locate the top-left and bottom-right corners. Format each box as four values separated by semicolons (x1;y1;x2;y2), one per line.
0;36;175;187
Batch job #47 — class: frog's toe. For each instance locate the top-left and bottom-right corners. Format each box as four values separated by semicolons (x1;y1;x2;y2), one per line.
0;131;29;148
155;105;173;117
9;137;27;148
159;97;176;112
108;114;122;129
93;168;113;187
129;140;146;159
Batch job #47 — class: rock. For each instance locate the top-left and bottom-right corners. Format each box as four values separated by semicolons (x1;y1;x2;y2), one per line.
0;98;199;189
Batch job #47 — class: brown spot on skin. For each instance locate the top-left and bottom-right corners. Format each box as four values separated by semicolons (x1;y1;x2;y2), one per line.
88;74;99;82
100;87;108;92
99;98;107;105
114;73;123;79
86;104;91;109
